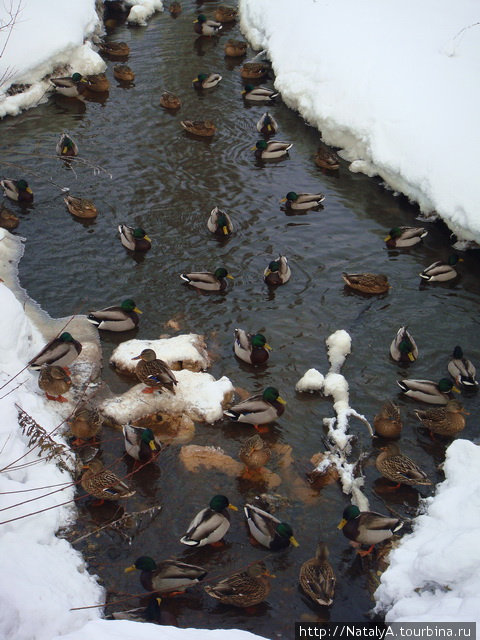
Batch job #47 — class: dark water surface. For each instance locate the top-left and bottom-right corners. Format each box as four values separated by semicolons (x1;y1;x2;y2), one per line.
2;1;480;636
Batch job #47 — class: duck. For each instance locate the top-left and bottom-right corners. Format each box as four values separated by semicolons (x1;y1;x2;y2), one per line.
50;73;88;98
342;272;390;294
373;401;402;438
194;14;222;36
180;494;238;547
29;332;82;370
192;72;222;90
98;41;130;58
86;73;110;92
448;346;478;391
168;1;181;16
110;596;175;625
207;207;234;236
299;541;336;607
180;120;216;137
244;503;299;550
337;504;403;556
205;561;272;608
224;39;247;57
390;326;418;363
87;299;142;332
0;178;33;203
375;443;432;488
81;459;135;505
414;400;468;438
314;144;340;170
239;434;271;473
224;387;286;430
256;112;279;137
242;85;278;102
160;91;181;110
132;348;178;394
56;133;78;157
113;64;135;82
254;140;292;160
0;205;19;229
69;406;102;446
125;556;207;594
234;329;271;365
180;267;233;291
384;226;428;249
64;195;98;219
419;255;462;282
264;255;291;285
118;224;152;252
280;191;325;211
240;62;269;80
214;5;237;23
123;425;162;463
397;378;459;405
37;365;72;403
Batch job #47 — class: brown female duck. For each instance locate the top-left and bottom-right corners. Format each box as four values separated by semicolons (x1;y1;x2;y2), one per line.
414;400;468;438
205;561;272;608
81;459;135;505
375;443;431;488
38;365;71;402
299;541;336;606
132;348;178;394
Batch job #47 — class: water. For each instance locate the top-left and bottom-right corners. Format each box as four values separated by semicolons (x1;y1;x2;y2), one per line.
2;1;480;636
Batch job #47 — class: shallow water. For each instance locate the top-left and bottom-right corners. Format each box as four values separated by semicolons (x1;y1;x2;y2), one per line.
2;1;480;636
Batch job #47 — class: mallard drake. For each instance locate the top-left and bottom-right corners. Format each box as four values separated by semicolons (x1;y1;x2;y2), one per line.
419;255;462;282
64;195;98;219
87;299;142;332
207;207;234;236
38;365;71;403
241;62;269;80
192;72;222;90
118;224;152;252
256;112;278;137
160;91;181;110
448;346;478;391
110;596;174;624
0;205;19;229
132;348;178;394
86;73;110;92
205;561;272;608
373;401;402;438
123;425;162;463
244;503;299;550
214;5;237;23
342;272;390;294
414;399;468;438
180;120;216;137
125;556;207;593
224;39;247;57
397;378;459;405
280;191;325;211
180;267;233;291
194;14;222;36
56;133;78;157
81;459;135;504
98;41;130;58
254;140;292;160
385;226;428;249
242;85;278;102
0;178;33;203
314;144;340;170
29;332;82;370
239;434;271;472
69;406;102;446
224;387;286;429
168;1;181;16
50;73;88;97
113;64;135;82
264;255;291;285
376;443;431;487
299;541;336;606
390;326;418;363
337;504;403;556
180;494;238;547
234;329;271;365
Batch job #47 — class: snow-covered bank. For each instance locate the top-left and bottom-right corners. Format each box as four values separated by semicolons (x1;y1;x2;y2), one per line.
239;0;480;244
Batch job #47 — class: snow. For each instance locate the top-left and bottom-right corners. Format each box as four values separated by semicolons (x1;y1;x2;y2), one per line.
126;0;164;26
239;0;480;243
295;368;324;393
